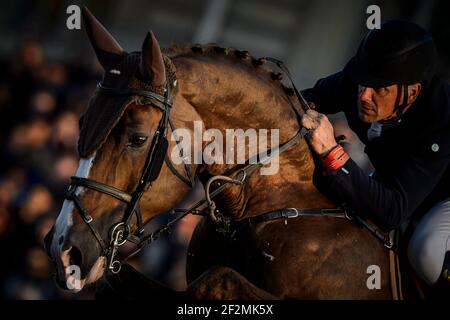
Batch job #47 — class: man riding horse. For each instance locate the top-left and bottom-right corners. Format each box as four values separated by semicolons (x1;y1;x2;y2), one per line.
44;9;447;298
301;21;450;294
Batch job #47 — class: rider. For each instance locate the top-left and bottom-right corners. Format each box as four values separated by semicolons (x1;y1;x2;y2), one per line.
301;20;450;292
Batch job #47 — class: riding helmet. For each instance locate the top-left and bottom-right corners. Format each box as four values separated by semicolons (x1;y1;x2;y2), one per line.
344;20;437;88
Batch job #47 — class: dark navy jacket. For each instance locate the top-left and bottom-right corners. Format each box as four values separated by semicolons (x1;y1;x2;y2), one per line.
302;73;450;230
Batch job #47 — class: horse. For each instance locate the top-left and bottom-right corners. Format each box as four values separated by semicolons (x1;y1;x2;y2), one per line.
44;7;393;299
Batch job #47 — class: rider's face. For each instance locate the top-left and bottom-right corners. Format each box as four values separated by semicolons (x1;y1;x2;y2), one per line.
357;84;399;123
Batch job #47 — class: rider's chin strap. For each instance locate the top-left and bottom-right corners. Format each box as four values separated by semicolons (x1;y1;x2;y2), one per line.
380;84;409;125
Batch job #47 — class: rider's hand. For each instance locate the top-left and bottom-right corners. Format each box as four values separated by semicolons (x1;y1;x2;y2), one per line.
301;110;338;156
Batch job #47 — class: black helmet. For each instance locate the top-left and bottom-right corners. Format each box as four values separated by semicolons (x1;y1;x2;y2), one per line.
344;20;437;88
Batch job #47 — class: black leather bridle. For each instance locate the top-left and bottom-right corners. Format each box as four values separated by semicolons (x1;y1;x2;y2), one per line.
65;79;194;273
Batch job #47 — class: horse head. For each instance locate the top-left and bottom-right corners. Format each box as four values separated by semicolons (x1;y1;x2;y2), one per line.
44;7;194;291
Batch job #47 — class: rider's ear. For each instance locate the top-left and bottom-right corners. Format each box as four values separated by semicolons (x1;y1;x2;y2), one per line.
139;31;166;87
82;6;124;69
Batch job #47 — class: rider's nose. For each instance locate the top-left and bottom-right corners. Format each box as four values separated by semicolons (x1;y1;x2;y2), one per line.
359;86;373;102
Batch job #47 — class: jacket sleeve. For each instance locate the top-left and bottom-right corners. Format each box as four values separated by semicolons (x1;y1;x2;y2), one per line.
317;151;450;231
301;71;355;115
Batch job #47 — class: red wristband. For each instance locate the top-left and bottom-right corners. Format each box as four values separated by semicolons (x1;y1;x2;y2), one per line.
322;145;349;171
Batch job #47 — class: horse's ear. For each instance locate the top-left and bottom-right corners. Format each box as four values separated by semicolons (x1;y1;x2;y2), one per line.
140;31;166;87
82;6;124;69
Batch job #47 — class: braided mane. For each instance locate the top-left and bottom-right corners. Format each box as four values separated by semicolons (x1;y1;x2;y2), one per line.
163;44;297;98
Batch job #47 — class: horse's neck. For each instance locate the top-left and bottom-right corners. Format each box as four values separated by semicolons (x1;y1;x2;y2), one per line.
173;54;334;219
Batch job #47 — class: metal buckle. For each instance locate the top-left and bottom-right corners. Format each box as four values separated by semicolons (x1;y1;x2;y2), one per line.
285;208;299;218
383;238;394;249
109;260;122;274
110;222;128;246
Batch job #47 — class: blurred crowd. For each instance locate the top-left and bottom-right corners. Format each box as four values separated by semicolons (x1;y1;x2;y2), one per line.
0;39;200;300
0;38;102;299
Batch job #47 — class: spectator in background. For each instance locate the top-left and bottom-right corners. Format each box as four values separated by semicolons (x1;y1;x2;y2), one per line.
0;39;95;300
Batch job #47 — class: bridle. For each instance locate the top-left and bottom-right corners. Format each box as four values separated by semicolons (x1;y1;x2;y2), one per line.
65;57;395;276
65;77;194;273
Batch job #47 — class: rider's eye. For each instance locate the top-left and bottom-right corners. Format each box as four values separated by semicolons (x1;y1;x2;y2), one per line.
129;134;148;147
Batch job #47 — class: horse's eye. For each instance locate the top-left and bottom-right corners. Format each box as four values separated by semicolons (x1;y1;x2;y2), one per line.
129;134;148;147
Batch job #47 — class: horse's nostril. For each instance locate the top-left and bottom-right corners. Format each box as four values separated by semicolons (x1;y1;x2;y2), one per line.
69;246;83;268
59;235;64;245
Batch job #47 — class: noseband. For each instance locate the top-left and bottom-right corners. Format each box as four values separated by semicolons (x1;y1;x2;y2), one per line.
65;79;194;274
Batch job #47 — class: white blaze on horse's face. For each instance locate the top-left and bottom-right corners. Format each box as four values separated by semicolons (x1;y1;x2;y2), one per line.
50;154;96;258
